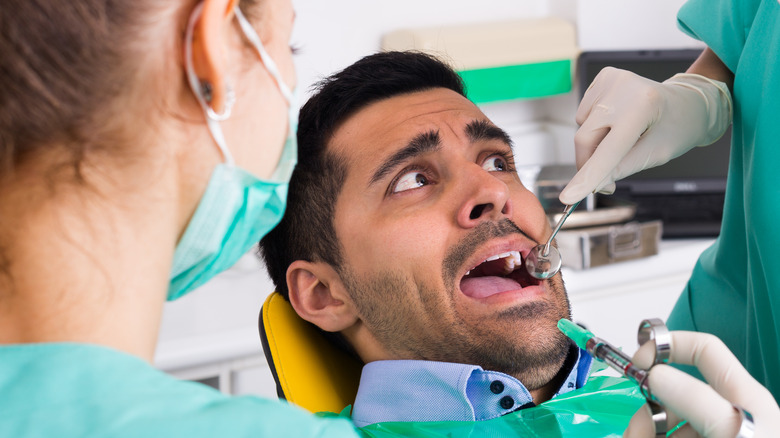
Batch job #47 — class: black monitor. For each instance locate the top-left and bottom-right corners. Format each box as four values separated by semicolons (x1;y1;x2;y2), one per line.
576;49;730;238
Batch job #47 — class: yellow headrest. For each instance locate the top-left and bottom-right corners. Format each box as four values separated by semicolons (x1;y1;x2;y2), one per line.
259;292;363;414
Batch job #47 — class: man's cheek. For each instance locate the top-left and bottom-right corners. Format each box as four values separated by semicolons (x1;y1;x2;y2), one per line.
386;221;441;252
513;197;550;238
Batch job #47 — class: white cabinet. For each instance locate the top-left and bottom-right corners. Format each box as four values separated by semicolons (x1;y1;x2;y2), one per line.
154;253;277;397
564;238;714;355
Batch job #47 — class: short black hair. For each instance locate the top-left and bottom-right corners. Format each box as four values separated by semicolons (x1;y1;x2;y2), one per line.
260;51;466;303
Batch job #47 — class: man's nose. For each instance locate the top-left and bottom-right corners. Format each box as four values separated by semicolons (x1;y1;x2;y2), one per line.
455;164;513;228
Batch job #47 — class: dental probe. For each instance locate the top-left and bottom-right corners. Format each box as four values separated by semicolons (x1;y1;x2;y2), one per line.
524;200;581;280
557;318;654;400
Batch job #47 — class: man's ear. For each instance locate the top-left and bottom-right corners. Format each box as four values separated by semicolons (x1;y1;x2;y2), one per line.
286;260;359;333
188;0;240;114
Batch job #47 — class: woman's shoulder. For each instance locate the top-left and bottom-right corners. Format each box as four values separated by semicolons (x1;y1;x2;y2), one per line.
0;342;360;438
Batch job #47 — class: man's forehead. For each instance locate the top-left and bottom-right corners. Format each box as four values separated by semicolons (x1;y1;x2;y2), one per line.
329;88;489;170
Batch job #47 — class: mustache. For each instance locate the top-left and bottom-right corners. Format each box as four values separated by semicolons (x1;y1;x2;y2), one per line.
442;219;536;288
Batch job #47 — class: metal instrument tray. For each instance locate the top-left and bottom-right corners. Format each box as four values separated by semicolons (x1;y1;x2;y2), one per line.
556;220;662;270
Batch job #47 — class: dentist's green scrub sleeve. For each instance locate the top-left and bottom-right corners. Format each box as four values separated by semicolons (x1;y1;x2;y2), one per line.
667;0;780;400
0;343;360;437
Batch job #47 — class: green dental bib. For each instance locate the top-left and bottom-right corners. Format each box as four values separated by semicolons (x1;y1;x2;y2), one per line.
322;375;644;437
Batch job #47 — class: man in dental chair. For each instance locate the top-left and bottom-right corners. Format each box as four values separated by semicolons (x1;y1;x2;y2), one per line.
259;51;627;434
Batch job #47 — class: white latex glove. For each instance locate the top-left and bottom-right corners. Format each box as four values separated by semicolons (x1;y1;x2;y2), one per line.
623;331;780;437
558;67;732;205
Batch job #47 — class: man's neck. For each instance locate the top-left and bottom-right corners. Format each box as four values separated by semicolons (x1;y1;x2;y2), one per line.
528;373;565;404
527;341;580;404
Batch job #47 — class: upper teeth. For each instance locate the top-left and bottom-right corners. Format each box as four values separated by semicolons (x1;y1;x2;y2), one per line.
487;251;517;262
468;251;523;275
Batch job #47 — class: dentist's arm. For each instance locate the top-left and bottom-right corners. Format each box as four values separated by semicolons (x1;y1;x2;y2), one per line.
623;331;780;437
559;48;734;205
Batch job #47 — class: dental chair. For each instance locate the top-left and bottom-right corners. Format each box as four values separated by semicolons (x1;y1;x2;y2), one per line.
259;292;363;414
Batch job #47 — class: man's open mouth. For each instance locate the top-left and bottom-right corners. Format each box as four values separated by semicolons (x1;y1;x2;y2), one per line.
460;251;541;299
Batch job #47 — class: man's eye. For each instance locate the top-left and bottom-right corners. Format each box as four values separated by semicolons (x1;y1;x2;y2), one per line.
392;171;429;193
482;155;508;172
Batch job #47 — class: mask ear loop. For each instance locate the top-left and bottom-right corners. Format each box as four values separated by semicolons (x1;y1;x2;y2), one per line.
185;2;235;166
233;8;294;105
234;6;298;184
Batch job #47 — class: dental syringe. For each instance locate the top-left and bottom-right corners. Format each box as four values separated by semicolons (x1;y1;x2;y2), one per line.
557;318;654;400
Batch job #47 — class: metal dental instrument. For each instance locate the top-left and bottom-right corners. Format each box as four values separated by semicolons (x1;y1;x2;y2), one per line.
558;318;673;438
524;200;581;279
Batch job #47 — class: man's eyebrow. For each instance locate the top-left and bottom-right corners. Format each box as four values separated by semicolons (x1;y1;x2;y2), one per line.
369;130;441;186
465;119;514;150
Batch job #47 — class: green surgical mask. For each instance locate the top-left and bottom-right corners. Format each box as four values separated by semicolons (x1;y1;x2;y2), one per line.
169;4;297;300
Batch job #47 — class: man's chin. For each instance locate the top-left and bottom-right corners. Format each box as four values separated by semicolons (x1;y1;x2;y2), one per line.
510;341;570;389
467;322;571;386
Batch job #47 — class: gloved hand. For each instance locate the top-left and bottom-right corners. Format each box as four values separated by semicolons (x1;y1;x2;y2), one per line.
623;331;780;437
558;67;732;205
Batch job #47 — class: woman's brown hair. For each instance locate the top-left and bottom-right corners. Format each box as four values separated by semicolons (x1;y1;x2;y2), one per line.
0;0;259;178
0;1;159;176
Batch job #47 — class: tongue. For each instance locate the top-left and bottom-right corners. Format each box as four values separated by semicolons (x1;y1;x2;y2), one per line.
460;276;523;299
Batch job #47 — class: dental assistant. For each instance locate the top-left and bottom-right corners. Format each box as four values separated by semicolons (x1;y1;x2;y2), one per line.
559;0;780;418
0;0;359;436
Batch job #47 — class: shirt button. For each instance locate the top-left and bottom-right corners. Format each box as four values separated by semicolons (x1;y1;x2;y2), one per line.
500;395;514;410
490;380;504;394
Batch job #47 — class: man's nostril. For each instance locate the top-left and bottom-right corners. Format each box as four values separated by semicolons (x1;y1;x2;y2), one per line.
469;204;490;220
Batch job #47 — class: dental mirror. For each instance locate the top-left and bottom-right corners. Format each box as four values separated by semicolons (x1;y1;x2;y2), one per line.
525;200;581;280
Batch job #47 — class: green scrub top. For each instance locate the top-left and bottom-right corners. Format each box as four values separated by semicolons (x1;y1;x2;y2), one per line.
668;0;780;400
0;343;361;437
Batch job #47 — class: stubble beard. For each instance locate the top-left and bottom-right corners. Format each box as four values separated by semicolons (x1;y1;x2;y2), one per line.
442;219;572;387
341;219;572;390
453;287;572;389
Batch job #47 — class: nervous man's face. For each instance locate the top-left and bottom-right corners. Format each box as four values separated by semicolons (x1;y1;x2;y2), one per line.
329;88;571;388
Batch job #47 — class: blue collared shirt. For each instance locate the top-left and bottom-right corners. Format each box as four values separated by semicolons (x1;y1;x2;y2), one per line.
351;344;592;427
